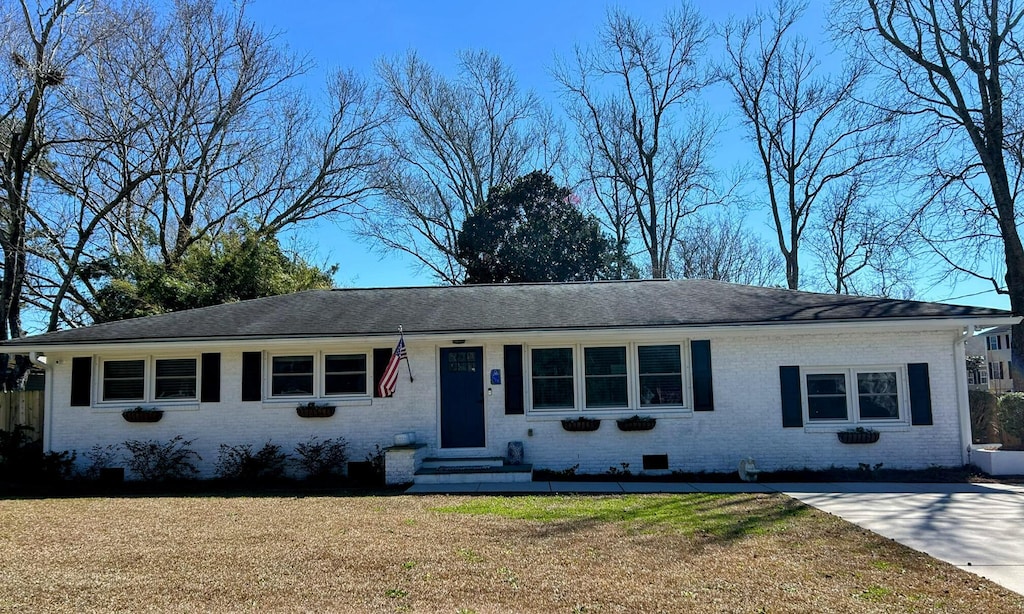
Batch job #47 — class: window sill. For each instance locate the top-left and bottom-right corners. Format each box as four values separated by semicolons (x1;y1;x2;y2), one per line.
803;423;910;434
262;396;372;410
526;408;692;421
92;403;199;414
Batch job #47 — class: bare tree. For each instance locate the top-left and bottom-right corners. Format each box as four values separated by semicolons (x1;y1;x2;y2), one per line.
844;0;1024;382
0;0;112;385
722;0;899;291
555;4;721;279
809;177;915;297
672;213;785;286
364;50;557;284
6;0;386;332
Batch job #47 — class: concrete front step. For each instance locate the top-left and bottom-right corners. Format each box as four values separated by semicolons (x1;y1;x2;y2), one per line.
421;456;505;470
414;464;533;484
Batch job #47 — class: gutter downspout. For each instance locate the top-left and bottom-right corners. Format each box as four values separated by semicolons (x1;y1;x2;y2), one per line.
28;352;52;454
954;326;975;467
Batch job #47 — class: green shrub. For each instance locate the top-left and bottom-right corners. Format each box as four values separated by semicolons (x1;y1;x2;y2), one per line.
997;392;1024;441
294;436;348;480
123;435;201;481
215;442;290;482
969;389;999;442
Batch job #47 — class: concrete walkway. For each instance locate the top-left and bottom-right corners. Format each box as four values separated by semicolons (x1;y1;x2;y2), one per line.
405;480;1024;595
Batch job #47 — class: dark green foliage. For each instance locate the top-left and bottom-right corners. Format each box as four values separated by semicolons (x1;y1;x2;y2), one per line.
0;425;76;483
294;436;349;480
456;171;617;283
366;444;386;484
92;225;336;322
215;442;291;482
997;392;1024;441
969;389;998;443
123;436;201;481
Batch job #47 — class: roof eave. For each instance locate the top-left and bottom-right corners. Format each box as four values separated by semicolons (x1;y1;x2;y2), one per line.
4;313;1017;354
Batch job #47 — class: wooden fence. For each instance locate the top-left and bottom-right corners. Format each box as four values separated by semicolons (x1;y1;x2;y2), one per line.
0;391;44;440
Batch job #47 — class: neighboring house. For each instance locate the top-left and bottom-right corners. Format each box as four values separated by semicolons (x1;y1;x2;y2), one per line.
0;279;1016;484
965;325;1015;393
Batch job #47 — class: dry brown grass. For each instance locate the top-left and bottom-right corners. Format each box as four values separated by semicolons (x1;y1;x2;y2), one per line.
0;493;1019;613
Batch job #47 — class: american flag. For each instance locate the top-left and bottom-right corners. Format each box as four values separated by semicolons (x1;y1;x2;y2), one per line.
378;336;407;397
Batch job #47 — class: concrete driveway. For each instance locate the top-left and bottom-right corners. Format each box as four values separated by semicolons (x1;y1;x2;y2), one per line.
776;482;1024;596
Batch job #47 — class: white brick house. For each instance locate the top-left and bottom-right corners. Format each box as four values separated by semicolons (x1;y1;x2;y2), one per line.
2;279;1016;483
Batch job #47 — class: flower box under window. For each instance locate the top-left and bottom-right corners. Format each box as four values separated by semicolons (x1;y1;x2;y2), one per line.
837;428;880;444
122;408;163;423
616;415;657;431
561;417;601;432
296;403;336;418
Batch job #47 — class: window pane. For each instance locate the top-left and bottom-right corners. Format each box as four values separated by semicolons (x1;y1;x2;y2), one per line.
858;372;899;419
103;360;145;401
325;354;365;374
584;347;627;408
156;359;196;378
532;378;574;409
640;374;684;406
638;345;681;374
325;373;366;395
584;347;626;375
105;360;144;379
272;375;313;396
104;379;144;401
273;356;313;375
806;373;848;420
532;348;572;377
639;345;682;406
155;378;197;399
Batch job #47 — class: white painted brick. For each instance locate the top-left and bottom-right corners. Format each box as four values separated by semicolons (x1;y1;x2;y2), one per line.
44;328;968;479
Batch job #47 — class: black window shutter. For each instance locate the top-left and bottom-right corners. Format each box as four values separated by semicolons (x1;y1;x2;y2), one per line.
504;345;524;415
690;340;714;411
201;353;221;403
373;348;393;398
241;352;262;402
780;365;803;428
908;362;933;426
70;357;92;406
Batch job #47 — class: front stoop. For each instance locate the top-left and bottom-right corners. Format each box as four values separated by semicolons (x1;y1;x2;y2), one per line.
414;456;533;484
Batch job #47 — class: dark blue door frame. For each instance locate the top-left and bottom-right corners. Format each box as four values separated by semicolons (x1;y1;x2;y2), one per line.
440;347;485;448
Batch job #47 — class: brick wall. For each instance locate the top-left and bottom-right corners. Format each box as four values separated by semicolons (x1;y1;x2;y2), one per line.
45;327;964;478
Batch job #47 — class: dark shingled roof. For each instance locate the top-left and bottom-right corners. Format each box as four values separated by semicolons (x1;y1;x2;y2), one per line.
3;279;1012;346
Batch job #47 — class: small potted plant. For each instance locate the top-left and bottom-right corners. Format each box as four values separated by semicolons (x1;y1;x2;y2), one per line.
121;406;163;423
616;415;657;431
837;426;880;444
296;402;336;418
561;416;601;432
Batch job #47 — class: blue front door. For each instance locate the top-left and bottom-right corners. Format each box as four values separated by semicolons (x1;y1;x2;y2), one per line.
440;347;485;448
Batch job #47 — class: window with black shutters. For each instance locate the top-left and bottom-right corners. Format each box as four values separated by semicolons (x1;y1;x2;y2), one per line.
155;358;197;399
324;354;367;395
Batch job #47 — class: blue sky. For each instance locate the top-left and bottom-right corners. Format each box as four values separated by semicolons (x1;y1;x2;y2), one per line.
243;0;1008;310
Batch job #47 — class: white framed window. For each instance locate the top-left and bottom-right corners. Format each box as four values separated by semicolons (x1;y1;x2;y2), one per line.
638;344;684;407
102;359;146;401
526;342;690;413
988;336;1000;350
990;361;1005;380
267;351;371;399
531;347;575;409
979;369;989;384
271;355;315;397
100;356;198;403
804;367;906;424
324;354;367;396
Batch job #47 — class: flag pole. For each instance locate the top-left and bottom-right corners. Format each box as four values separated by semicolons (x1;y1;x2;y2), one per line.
400;325;414;382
